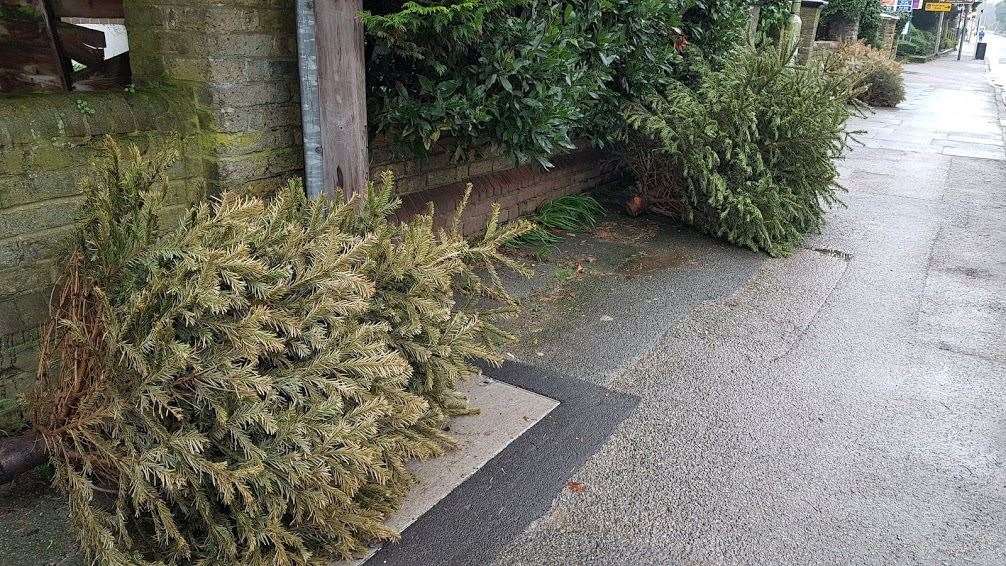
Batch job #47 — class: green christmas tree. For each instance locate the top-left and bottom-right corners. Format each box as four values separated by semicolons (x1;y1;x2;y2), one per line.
345;171;533;424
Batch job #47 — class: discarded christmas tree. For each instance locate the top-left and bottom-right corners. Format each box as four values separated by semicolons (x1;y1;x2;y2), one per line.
16;140;531;564
343;172;533;425
622;48;861;256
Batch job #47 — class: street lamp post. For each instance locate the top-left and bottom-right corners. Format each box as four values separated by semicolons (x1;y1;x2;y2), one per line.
956;3;970;60
934;11;945;58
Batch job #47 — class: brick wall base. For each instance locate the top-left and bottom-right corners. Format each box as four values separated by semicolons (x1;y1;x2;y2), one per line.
0;88;206;412
396;148;624;236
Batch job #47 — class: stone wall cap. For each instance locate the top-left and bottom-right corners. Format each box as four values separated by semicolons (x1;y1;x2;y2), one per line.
801;0;828;7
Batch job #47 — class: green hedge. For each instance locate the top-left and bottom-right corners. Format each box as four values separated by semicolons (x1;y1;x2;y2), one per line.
362;0;752;166
897;26;936;57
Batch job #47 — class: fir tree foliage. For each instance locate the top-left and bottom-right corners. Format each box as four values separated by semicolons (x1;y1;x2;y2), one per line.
347;171;534;422
28;139;532;564
623;49;863;256
825;41;905;108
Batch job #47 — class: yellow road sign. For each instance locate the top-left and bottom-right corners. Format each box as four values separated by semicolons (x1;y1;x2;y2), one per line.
924;2;952;10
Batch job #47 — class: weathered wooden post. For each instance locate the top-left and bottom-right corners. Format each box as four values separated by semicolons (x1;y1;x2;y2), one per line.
933;11;945;57
296;0;369;200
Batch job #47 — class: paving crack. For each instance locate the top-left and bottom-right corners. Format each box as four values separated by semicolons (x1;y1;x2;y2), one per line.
806;246;853;261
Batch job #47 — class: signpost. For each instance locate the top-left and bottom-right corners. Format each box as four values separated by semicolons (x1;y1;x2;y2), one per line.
956;3;970;60
924;2;951;11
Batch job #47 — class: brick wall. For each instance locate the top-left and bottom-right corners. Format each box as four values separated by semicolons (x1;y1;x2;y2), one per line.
0;88;206;405
394;149;622;236
369;139;623;235
798;1;827;63
125;0;303;195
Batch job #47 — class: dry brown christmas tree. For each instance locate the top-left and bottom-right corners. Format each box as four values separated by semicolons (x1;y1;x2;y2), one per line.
0;139;531;565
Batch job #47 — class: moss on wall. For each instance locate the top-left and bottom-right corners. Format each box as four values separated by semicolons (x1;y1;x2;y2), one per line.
0;86;208;417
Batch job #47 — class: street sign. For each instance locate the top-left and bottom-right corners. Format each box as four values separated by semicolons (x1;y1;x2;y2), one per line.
893;0;915;12
924;1;951;10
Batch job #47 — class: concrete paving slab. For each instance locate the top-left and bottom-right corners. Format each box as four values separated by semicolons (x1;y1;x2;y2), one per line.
934;140;1006;154
945;155;1006;205
860;138;940;154
364;362;640;566
940;145;1006;160
843;169;946;201
337;378;559;565
944;132;1006;145
387;380;559;533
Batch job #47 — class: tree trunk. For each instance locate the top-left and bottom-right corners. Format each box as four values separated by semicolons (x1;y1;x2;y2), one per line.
0;430;48;484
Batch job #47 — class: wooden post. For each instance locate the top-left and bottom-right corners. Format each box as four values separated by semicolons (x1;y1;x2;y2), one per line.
314;0;369;200
933;12;944;57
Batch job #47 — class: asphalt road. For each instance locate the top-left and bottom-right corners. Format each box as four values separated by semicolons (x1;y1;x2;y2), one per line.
498;54;1006;564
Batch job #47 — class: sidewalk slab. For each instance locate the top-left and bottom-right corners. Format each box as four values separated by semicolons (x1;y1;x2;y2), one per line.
364;362;640;566
337;376;560;566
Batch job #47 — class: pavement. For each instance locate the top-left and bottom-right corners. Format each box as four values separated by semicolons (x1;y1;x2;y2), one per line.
482;52;1005;564
985;32;1006;88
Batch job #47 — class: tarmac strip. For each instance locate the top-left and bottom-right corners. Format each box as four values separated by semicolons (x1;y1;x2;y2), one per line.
361;362;640;566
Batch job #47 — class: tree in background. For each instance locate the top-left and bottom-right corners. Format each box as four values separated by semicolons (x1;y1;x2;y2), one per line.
857;0;884;48
816;0;888;43
753;0;796;46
